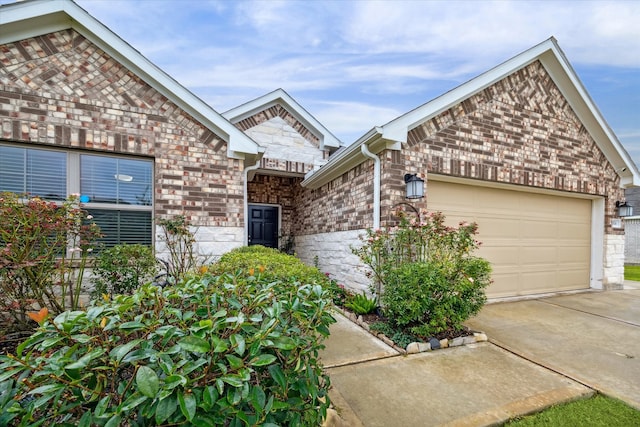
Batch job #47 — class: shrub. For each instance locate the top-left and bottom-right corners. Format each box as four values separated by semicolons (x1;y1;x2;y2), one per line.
156;215;198;282
211;245;328;286
0;271;335;426
344;292;377;315
0;193;100;332
382;259;491;337
353;209;492;336
324;276;352;306
90;244;158;300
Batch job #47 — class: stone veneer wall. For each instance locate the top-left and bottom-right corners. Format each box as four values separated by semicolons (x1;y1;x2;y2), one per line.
1;30;245;253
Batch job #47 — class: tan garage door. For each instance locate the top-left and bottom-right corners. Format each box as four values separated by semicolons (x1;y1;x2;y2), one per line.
428;180;591;298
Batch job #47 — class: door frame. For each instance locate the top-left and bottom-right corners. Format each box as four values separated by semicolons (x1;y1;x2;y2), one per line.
246;203;281;248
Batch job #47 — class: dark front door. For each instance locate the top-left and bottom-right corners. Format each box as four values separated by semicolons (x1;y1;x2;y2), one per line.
249;205;278;248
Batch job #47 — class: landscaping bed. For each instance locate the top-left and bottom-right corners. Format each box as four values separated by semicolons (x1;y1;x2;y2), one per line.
333;305;487;354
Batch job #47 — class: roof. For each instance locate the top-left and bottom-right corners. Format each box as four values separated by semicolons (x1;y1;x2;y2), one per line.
0;0;263;163
223;88;342;151
302;38;640;189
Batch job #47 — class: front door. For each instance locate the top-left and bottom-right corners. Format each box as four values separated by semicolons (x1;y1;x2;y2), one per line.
248;205;279;248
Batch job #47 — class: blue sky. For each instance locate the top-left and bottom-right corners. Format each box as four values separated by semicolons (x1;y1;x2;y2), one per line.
69;1;640;166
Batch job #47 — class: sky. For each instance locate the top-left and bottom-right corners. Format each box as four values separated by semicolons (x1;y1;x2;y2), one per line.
52;1;640;167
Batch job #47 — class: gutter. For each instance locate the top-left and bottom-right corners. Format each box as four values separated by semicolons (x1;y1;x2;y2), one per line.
360;144;381;229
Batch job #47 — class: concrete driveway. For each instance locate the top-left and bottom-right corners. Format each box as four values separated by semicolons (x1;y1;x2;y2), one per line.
465;289;640;409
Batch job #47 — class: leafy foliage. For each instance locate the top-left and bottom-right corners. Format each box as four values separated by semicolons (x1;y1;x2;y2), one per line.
90;244;158;301
323;276;352;306
211;245;328;286
353;210;491;336
344;292;378;315
0;193;101;332
0;269;335;426
382;260;490;337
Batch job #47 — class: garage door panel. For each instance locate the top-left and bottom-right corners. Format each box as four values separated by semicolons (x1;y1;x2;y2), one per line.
428;181;591;297
477;218;521;238
521;220;558;239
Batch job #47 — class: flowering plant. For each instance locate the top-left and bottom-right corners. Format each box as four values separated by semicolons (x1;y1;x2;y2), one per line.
352;210;481;297
0;192;101;332
352;209;491;336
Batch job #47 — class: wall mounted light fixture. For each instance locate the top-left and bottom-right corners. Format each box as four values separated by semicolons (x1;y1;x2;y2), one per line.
616;201;633;217
404;173;424;199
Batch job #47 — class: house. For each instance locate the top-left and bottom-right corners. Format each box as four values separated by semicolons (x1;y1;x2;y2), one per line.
623;187;640;264
1;0;638;299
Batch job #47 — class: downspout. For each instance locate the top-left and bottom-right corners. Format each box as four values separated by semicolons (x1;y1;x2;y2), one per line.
361;144;381;229
243;159;261;245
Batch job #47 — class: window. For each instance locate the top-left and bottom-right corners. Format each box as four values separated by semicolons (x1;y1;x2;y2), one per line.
0;145;67;200
0;144;153;248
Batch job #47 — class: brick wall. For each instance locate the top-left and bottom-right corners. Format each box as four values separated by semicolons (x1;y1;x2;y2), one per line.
405;61;623;233
247;175;298;238
293;161;375;235
0;30;244;228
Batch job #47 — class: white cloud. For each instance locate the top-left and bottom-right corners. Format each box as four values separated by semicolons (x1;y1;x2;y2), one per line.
310;101;404;143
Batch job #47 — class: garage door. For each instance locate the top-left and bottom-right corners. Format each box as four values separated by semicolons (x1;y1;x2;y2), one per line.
428;180;591;298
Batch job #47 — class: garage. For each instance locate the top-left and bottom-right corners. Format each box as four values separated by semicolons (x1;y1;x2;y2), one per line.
428;179;592;298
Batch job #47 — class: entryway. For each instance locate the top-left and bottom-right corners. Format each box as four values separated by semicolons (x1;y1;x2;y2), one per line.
248;204;279;248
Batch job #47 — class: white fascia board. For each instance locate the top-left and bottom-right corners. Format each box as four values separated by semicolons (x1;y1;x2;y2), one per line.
538;43;640;188
381;40;554;142
380;37;639;188
224;89;343;150
302;127;383;189
0;0;260;160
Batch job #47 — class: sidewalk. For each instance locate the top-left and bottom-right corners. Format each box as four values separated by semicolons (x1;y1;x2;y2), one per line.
321;312;591;427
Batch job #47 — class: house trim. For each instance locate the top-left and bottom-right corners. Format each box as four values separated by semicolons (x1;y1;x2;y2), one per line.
223;88;342;151
302;38;640;189
0;0;263;163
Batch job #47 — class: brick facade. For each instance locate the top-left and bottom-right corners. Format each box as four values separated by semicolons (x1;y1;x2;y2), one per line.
293;161;376;235
0;30;244;228
404;61;623;233
247;175;298;238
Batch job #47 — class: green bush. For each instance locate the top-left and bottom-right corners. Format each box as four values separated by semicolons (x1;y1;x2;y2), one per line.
382;259;491;337
0;272;335;426
90;244;158;300
344;292;377;315
211;245;328;286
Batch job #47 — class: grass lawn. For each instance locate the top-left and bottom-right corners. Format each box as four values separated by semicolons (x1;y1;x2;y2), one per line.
624;265;640;281
506;395;640;426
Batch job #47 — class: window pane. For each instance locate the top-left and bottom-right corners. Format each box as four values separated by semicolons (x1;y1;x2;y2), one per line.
89;209;152;248
0;146;66;200
27;149;67;200
81;155;152;206
0;146;24;193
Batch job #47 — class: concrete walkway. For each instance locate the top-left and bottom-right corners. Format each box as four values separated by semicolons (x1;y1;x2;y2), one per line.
466;289;640;410
321;312;592;426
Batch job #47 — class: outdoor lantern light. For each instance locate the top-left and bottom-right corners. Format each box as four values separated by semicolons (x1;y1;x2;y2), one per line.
404;173;424;199
616;201;633;217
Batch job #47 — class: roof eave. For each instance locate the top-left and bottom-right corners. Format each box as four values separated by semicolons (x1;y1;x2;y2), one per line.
0;0;260;160
301;127;401;189
223;89;343;150
379;37;640;188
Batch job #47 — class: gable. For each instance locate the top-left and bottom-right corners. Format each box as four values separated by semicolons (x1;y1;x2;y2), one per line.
0;0;260;161
230;101;332;175
1;29;220;151
407;61;615;195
